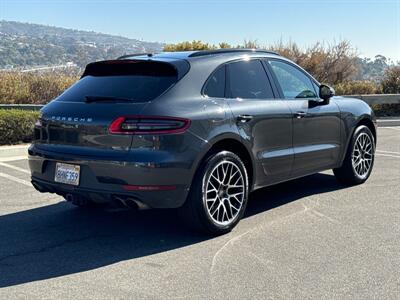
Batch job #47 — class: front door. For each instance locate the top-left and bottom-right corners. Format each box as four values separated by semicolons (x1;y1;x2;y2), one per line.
223;59;293;188
266;59;341;177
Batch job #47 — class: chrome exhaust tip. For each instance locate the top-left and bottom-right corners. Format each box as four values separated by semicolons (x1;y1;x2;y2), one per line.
127;198;150;210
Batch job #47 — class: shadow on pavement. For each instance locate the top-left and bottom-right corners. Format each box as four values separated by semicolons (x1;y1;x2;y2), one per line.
0;172;347;287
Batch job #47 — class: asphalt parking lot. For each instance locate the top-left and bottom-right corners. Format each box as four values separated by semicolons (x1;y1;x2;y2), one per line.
0;127;399;299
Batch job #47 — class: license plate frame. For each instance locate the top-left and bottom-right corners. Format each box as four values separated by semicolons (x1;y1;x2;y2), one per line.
54;162;80;186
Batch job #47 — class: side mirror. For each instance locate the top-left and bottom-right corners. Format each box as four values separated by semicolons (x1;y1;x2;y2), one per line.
319;84;335;101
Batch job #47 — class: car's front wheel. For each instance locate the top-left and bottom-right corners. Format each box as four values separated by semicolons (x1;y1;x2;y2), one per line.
333;125;375;185
180;151;249;235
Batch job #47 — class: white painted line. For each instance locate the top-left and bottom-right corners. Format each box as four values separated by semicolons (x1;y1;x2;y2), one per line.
376;150;400;155
380;127;400;131
0;144;30;151
0;162;30;174
0;172;32;187
376;153;400;159
377;119;400;122
0;156;27;162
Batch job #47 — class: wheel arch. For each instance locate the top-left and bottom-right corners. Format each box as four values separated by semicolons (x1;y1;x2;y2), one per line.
340;116;377;165
356;117;377;144
191;134;255;191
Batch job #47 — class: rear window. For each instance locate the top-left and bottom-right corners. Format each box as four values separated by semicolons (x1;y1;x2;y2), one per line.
56;60;177;103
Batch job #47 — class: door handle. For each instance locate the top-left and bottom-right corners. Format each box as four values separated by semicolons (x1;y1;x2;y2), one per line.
294;111;307;119
237;115;254;123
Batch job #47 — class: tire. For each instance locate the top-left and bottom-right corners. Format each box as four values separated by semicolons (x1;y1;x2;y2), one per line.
179;151;249;235
333;125;375;185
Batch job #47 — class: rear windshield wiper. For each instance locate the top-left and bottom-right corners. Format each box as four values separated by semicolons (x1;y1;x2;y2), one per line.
84;95;136;103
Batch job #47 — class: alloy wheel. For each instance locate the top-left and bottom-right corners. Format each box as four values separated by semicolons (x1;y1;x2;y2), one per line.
352;132;374;178
203;160;245;226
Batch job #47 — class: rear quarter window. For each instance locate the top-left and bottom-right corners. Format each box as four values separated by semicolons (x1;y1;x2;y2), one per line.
203;66;226;98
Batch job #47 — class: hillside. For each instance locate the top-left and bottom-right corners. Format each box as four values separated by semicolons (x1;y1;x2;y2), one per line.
0;20;163;68
0;20;396;82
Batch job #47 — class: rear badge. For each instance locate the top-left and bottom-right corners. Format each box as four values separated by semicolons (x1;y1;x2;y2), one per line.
50;116;93;123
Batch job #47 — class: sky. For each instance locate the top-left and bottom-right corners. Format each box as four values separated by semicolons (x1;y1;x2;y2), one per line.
1;0;399;61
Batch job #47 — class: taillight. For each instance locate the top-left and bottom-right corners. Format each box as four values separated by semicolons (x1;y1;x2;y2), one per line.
109;116;191;135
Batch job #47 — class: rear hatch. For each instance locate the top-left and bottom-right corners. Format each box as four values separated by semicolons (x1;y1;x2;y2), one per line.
34;59;179;158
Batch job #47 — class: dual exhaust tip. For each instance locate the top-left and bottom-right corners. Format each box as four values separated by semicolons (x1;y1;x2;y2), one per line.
31;180;149;210
113;195;150;210
65;193;149;210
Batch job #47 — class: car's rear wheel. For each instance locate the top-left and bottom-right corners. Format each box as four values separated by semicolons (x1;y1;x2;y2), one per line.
333;125;375;185
180;151;249;235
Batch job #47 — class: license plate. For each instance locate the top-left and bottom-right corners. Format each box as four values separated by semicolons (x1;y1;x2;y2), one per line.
55;163;80;186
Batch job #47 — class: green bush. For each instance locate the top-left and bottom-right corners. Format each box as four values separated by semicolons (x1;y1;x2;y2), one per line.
334;80;380;95
0;109;39;145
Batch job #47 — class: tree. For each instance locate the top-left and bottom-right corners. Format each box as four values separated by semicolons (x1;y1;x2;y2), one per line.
269;40;358;84
381;66;400;94
164;40;214;51
164;39;361;84
218;42;232;49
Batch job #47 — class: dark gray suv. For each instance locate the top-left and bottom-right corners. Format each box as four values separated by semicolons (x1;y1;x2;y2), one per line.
29;49;376;234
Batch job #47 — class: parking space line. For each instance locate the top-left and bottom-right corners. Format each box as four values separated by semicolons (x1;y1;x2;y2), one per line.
376;150;400;155
0;172;32;187
380;127;400;131
376;153;400;159
0;156;27;162
0;144;30;150
0;162;30;174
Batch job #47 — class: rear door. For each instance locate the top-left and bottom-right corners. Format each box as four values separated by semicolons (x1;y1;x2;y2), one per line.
266;59;341;176
35;60;179;158
223;59;293;188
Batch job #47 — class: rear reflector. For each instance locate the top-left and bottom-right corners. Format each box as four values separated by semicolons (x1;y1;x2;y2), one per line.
109;115;190;135
123;185;176;191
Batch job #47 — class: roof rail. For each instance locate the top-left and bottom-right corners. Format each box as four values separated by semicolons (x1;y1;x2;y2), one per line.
117;53;155;59
188;48;280;58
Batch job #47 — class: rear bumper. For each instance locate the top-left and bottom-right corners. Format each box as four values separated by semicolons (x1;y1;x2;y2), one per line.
28;144;199;208
30;177;187;209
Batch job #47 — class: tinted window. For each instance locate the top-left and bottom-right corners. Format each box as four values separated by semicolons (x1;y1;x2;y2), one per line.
227;60;274;99
204;66;225;98
268;60;317;99
57;61;177;103
312;81;320;97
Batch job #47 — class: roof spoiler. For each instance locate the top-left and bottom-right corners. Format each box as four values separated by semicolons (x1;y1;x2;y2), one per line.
117;53;156;59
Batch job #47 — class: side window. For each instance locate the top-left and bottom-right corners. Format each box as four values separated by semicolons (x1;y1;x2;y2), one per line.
204;66;225;98
227;60;274;99
268;60;317;99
